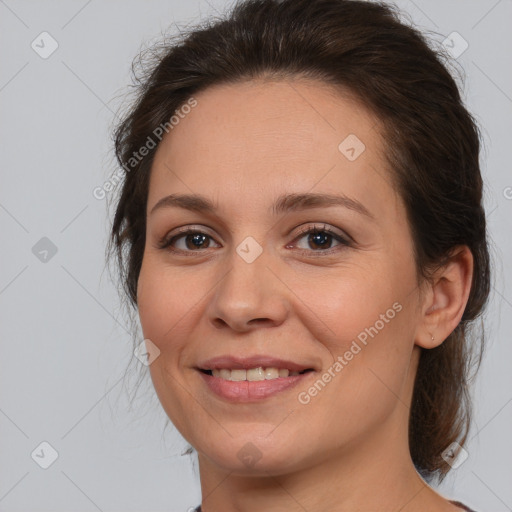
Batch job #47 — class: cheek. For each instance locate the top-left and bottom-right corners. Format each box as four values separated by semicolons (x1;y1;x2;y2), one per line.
298;260;416;406
296;263;402;349
315;238;417;353
137;260;197;432
301;306;414;445
137;257;199;346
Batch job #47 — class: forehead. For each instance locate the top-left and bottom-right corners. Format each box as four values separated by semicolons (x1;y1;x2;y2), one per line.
149;78;400;222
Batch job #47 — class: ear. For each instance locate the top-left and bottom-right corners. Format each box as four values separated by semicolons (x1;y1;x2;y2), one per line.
415;245;474;349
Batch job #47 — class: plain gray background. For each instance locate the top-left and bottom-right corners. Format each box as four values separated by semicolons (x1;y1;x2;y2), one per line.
1;1;511;511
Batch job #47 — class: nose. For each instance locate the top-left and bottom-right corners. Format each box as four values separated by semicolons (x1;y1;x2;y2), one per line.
206;246;290;332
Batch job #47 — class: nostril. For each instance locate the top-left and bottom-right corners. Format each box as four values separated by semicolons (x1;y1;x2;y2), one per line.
212;318;229;329
248;318;271;325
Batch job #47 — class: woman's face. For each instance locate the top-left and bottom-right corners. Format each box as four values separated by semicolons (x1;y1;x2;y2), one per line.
137;79;425;475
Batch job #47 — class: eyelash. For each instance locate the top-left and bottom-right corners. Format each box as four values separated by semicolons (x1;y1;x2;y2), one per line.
157;224;352;257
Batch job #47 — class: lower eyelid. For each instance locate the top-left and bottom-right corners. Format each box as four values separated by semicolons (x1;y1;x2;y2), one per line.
289;233;350;252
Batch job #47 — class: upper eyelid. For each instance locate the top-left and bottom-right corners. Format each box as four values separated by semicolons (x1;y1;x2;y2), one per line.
293;223;350;240
292;223;351;245
160;226;219;249
162;224;214;236
166;223;346;239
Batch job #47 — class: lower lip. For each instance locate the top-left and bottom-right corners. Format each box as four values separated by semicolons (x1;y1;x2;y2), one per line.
198;370;314;402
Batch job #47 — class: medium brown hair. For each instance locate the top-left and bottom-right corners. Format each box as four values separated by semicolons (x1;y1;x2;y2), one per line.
108;0;491;483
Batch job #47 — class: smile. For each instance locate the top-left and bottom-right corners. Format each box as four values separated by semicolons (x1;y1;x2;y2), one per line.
196;354;318;401
201;366;313;381
197;367;316;402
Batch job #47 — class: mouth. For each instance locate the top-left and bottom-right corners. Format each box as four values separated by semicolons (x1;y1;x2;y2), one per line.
195;355;318;402
198;367;315;380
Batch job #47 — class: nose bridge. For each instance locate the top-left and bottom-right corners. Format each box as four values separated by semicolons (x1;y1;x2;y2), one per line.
206;238;288;330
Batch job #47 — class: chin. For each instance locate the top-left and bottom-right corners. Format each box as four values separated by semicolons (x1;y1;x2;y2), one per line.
196;432;317;477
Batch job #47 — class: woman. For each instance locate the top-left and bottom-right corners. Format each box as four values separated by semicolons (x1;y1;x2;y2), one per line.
108;0;490;510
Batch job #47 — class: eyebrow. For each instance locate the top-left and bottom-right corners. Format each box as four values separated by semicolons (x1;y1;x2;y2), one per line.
273;192;374;219
149;192;374;220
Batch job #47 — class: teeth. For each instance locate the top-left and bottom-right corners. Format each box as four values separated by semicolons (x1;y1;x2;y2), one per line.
265;367;279;379
210;367;306;381
219;369;231;380
247;367;265;381
230;369;246;381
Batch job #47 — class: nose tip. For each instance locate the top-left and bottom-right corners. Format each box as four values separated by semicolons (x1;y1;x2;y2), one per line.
207;257;289;333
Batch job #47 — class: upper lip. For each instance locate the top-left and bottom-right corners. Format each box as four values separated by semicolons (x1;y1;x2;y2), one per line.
197;355;317;373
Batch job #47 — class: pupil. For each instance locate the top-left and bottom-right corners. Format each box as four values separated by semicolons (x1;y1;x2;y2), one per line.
309;231;331;250
186;233;208;250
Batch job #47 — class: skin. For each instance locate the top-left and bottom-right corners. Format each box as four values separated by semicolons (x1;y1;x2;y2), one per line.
136;78;474;512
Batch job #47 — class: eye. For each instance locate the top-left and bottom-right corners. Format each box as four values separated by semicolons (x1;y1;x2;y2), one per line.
287;224;351;255
157;227;221;253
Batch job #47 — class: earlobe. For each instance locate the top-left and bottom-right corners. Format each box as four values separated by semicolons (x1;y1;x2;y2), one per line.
415;245;474;350
416;330;440;349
